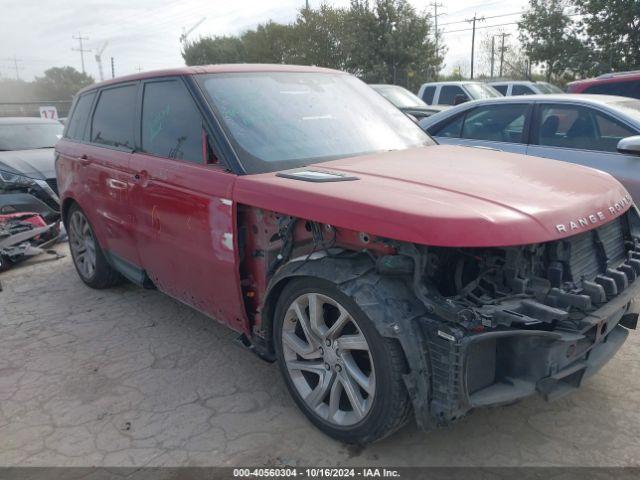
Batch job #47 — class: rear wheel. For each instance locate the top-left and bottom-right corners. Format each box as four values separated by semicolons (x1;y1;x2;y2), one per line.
274;277;412;444
67;204;123;289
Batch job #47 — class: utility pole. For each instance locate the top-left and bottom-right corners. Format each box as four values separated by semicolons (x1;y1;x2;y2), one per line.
429;2;444;80
499;33;511;78
110;57;115;79
7;56;23;80
72;33;91;74
466;13;484;80
490;36;495;79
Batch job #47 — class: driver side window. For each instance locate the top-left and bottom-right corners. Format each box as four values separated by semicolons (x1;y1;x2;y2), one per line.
460;104;529;143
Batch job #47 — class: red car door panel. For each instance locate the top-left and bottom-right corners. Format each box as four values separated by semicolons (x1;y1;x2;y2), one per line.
129;154;245;331
79;145;140;266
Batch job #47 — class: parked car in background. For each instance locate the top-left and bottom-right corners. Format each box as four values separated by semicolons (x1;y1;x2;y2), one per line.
370;84;448;119
57;65;638;444
420;94;640;200
489;80;563;96
568;71;640;99
0;117;61;221
417;81;502;106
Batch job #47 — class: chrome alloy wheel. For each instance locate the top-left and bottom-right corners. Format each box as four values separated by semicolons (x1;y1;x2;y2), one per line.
281;293;376;426
68;210;97;279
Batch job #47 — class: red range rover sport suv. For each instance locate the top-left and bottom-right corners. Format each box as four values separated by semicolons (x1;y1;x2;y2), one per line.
56;64;639;444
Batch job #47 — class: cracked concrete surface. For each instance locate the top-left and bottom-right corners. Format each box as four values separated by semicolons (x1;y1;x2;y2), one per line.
1;244;639;467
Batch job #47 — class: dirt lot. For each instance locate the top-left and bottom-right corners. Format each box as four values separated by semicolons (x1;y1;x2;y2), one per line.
1;243;639;467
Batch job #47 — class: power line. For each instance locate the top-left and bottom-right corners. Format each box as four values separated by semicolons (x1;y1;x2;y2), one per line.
441;12;582;35
72;32;91;74
439;11;523;27
443;20;520;34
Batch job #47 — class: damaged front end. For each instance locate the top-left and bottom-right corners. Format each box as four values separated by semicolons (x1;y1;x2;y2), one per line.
388;208;640;425
0;212;61;272
241;204;639;429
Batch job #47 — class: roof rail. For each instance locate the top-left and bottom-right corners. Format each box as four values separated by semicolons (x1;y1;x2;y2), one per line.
597;70;640;79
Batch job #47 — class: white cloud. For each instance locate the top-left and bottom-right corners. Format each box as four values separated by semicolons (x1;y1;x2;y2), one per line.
0;0;528;88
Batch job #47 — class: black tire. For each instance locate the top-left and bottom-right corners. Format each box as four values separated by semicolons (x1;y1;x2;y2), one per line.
274;277;412;444
67;203;124;289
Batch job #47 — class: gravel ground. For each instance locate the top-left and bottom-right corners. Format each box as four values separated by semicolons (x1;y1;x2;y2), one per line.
0;243;639;467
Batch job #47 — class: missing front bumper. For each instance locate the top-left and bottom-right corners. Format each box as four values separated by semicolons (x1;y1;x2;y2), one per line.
418;282;639;425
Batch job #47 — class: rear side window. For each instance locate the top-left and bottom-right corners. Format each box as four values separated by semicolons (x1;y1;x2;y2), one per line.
66;92;95;141
584;80;640;99
438;86;468;105
421;86;436;104
535;104;636;152
91;85;136;149
141;80;204;163
511;85;534;96
492;85;508;95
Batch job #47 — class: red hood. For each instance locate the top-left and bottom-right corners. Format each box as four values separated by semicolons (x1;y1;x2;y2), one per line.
233;145;632;247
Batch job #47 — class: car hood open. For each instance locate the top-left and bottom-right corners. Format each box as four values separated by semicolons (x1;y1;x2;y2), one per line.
234;145;632;247
0;148;56;180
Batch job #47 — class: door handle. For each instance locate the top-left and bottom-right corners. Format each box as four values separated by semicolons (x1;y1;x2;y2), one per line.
106;178;128;190
78;154;91;166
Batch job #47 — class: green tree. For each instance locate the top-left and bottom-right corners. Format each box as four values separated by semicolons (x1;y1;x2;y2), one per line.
182;36;246;65
181;0;441;91
293;5;348;68
518;0;588;82
32;66;94;101
574;0;640;73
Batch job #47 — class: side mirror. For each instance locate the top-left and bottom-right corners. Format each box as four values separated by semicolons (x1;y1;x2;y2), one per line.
453;94;468;106
617;136;640;155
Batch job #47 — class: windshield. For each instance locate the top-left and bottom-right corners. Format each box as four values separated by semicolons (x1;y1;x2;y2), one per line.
0;122;63;151
197;72;433;173
371;85;427;109
466;83;502;99
537;82;563;94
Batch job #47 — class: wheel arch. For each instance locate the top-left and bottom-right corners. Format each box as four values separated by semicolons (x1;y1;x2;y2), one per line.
61;196;78;228
260;253;435;429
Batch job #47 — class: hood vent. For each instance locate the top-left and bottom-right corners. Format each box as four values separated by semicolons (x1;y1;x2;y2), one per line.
276;169;359;183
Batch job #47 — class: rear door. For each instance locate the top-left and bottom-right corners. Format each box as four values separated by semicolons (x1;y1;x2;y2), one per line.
129;77;242;329
83;83;141;273
430;102;531;154
526;102;640;200
58;84;141;273
56;90;96;201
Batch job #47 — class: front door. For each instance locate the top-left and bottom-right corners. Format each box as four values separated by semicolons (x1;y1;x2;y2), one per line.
129;77;244;330
434;103;531;155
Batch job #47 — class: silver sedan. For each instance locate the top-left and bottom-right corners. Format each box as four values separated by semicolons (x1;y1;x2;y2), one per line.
419;94;640;201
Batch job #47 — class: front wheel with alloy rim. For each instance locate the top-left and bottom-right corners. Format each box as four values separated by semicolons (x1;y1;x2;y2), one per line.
274;277;412;444
67;203;123;289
